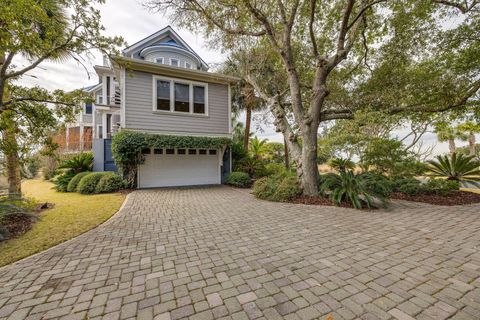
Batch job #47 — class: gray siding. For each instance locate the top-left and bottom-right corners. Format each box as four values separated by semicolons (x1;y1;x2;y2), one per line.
144;51;198;69
124;71;229;135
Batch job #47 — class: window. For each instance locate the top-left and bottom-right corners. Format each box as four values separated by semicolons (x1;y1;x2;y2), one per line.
97;96;103;104
174;83;189;112
155;57;164;64
188;149;197;155
98;125;103;139
153;77;208;115
170;58;179;67
85;102;93;114
209;150;217;155
199;149;207;155
154;148;163;154
141;148;151;155
185;62;191;69
193;86;205;114
166;148;175;154
156;80;170;111
177;149;186;155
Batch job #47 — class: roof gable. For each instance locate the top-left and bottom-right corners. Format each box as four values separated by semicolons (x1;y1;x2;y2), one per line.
122;26;208;69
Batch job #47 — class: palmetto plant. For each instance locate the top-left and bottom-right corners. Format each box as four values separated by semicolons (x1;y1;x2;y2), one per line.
328;157;355;172
320;171;388;209
427;153;480;186
249;137;268;159
58;152;93;174
0;195;38;241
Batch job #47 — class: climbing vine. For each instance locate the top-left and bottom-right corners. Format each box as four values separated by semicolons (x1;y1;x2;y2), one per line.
112;130;231;187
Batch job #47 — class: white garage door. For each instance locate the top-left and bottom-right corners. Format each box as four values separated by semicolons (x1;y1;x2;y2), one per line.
138;148;220;188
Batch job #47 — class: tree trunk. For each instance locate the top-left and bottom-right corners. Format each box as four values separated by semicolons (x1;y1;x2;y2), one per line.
468;131;476;156
299;128;319;196
243;105;252;151
3;127;21;196
284;136;289;170
448;138;456;155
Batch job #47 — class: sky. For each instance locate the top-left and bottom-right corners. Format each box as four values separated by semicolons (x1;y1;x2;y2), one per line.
15;0;474;157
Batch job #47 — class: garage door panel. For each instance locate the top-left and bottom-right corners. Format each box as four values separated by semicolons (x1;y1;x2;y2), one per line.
138;154;219;188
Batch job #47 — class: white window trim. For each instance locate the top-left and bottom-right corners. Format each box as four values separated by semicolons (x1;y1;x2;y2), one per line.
152;75;209;116
155;57;164;64
185;62;191;69
170;58;179;67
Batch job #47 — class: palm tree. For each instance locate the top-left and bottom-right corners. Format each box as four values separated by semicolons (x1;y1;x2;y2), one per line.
249;137;268;159
457;121;480;156
434;122;467;155
221;60;266;151
427;153;480;186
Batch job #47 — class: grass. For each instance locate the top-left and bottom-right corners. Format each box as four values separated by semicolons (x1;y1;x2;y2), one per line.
0;179;125;267
462;188;480;194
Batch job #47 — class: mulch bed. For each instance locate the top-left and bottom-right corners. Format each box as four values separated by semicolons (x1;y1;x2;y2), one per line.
1;202;53;241
292;195;354;208
390;191;480;206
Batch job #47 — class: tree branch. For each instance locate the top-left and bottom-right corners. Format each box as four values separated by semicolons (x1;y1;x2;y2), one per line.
432;0;479;13
389;79;480;114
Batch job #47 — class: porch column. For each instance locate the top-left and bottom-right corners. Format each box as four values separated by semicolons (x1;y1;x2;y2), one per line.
80;124;84;151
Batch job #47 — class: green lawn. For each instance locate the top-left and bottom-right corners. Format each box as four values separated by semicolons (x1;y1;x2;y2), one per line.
462;188;480;194
0;179;125;267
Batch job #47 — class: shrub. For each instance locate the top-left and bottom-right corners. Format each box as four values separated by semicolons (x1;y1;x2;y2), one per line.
361;172;394;197
320;171;389;209
392;178;421;192
237;157;267;178
96;173;126;193
264;163;287;176
328;157;355;172
226;172;251;188
397;182;425;196
272;175;301;201
67;172;92;192
53;171;76;192
425;179;459;195
253;172;300;202
58;152;94;174
77;172;107;194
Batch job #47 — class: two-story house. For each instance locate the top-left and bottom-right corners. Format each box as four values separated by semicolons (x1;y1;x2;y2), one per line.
75;26;236;188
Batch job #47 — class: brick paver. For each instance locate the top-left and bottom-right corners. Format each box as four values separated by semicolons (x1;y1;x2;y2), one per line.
0;186;479;320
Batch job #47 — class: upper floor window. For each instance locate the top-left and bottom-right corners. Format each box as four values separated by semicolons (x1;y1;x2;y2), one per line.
155;57;164;64
85;102;93;114
170;58;179;67
153;76;208;115
185;62;192;69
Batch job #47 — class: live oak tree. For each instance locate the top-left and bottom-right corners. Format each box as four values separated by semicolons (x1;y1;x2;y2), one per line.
0;0;123;194
146;0;480;195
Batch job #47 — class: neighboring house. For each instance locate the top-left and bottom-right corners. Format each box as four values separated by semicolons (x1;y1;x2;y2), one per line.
72;26;236;188
63;84;98;151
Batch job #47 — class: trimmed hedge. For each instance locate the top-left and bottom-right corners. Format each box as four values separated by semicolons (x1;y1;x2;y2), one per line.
77;173;107;194
67;172;91;192
226;172;251;188
96;172;125;193
253;172;301;202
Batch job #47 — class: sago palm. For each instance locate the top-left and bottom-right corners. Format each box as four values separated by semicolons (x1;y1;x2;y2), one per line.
427;153;480;186
58;153;94;174
328;157;355;172
320;171;388;209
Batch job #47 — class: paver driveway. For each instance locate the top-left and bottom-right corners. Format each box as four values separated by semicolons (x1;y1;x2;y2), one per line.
0;187;479;320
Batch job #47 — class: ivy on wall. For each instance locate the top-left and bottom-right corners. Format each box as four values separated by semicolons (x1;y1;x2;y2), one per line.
111;130;231;187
